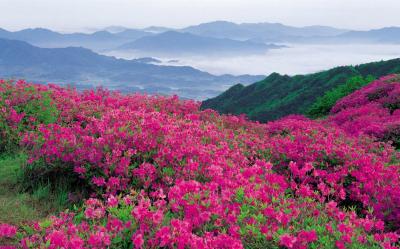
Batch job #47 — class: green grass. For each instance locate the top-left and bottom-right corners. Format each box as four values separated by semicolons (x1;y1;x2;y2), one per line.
0;153;70;226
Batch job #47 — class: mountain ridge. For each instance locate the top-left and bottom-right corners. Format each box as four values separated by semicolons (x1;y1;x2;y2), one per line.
201;58;400;121
0;38;264;100
0;27;151;51
117;31;283;55
2;22;400;54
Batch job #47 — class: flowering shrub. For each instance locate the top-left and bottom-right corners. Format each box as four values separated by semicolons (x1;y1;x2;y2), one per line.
16;191;399;249
0;224;17;249
0;224;17;238
329;74;400;148
262;116;400;230
0;78;399;248
0;80;59;153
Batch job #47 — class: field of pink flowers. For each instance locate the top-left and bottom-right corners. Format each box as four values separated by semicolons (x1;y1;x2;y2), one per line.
0;75;399;248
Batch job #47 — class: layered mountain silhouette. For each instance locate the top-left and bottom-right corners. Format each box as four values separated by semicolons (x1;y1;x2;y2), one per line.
334;27;400;43
1;22;400;56
181;21;349;42
0;28;151;51
0;38;264;100
117;31;283;55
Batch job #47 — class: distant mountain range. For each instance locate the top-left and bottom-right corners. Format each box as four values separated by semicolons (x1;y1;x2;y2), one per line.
291;27;400;44
333;27;400;44
181;21;349;43
0;28;152;51
181;21;400;44
117;31;283;56
201;58;400;122
1;21;400;55
0;38;264;100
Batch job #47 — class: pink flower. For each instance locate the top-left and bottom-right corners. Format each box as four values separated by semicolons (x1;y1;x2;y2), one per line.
298;230;318;243
107;195;118;207
88;231;111;247
374;220;385;231
363;219;374;232
336;240;346;249
132;233;144;248
92;176;106;187
156;226;171;247
0;224;17;238
46;230;67;247
280;234;297;248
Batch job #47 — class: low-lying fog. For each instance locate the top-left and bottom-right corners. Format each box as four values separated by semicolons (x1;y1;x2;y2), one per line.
104;44;400;77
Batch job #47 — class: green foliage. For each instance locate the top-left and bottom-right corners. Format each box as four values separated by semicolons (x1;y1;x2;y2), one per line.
306;75;375;118
107;204;136;248
20;157;88;204
108;202;134;222
13;86;59;125
235;187;245;203
0;85;59;154
0;154;71;226
202;58;400;122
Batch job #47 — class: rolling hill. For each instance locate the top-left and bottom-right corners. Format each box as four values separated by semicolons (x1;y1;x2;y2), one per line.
201;58;400;122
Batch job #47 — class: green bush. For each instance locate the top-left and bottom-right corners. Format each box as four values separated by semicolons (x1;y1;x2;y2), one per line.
13;86;59;125
307;75;375;118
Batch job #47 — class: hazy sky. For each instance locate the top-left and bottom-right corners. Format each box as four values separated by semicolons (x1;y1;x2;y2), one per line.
1;0;399;32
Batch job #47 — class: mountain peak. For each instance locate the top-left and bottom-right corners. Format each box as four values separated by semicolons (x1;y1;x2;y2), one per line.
20;28;55;33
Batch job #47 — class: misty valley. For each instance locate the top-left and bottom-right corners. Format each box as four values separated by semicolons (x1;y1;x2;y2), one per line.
105;43;400;76
1;21;400;100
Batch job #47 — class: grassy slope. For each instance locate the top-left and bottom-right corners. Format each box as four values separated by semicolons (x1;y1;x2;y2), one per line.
201;58;400;122
0;154;68;226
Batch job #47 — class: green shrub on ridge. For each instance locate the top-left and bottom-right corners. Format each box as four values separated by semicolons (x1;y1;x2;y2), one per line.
306;75;375;118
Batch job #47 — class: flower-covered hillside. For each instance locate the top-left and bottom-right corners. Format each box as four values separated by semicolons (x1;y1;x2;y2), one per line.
0;78;399;249
329;74;400;149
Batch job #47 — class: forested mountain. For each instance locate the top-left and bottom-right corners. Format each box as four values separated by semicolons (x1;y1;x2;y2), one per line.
201;58;400;121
